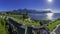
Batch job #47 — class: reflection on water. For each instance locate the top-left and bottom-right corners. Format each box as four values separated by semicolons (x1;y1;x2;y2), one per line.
46;13;54;20
28;13;60;20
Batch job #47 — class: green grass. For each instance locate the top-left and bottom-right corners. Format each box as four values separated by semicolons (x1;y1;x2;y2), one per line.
47;20;60;31
12;18;40;26
7;15;23;19
7;15;40;26
0;24;7;34
0;18;7;34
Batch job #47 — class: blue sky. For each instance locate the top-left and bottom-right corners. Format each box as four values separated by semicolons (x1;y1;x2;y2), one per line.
0;0;60;13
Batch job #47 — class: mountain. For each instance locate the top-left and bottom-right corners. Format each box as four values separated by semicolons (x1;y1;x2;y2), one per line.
4;9;52;14
12;9;52;13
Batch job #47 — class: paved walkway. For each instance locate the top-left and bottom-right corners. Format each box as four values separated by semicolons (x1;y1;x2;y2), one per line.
51;24;60;34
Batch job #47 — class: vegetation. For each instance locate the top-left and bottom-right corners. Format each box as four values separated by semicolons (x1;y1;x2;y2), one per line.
4;13;60;32
22;13;29;19
0;11;60;32
47;19;60;31
10;15;60;32
11;17;40;26
0;16;18;34
0;17;8;34
6;13;40;26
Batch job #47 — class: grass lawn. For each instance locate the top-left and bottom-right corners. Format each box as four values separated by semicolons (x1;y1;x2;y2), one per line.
7;15;40;26
0;18;7;34
47;20;60;31
12;18;40;27
0;24;7;34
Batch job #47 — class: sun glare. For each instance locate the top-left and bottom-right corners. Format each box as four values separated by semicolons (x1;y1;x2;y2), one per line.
48;0;52;2
47;13;54;20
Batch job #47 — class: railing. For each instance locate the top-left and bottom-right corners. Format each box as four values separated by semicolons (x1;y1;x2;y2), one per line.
5;17;50;34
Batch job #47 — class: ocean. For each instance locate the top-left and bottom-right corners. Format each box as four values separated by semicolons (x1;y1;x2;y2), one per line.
28;13;60;21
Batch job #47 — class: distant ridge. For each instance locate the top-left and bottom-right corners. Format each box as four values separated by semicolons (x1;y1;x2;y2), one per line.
12;9;52;13
0;9;52;13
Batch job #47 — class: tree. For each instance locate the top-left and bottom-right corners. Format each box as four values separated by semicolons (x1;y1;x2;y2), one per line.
22;13;29;19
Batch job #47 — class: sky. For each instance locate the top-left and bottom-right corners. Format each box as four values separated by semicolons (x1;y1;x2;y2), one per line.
0;0;60;13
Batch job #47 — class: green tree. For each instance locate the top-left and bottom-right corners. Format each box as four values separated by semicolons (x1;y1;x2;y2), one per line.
22;13;29;19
